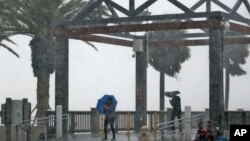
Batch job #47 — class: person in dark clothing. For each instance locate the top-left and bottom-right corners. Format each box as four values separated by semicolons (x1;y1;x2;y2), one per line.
103;98;116;140
165;91;182;132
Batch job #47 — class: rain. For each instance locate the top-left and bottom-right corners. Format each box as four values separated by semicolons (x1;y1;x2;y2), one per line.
1;0;250;141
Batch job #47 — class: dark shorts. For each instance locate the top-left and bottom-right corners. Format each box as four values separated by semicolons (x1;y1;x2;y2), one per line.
170;109;182;131
104;117;115;128
171;109;182;120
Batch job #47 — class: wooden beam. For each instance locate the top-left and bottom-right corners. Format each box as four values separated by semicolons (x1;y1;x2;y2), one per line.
168;0;194;14
129;0;135;12
104;0;130;16
212;0;245;19
150;39;208;47
54;20;250;47
243;0;250;15
150;37;250;47
65;34;250;47
132;0;157;16
229;0;243;15
69;34;133;47
206;0;211;13
191;0;206;11
224;37;250;45
229;22;250;34
54;20;221;35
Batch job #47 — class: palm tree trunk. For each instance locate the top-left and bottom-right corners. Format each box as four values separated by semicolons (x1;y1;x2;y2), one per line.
160;71;165;111
36;73;50;118
225;67;230;111
159;71;165;123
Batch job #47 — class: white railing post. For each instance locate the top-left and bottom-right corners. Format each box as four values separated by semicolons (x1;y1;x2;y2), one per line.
44;119;47;141
56;105;63;140
205;108;209;123
91;108;99;136
24;130;27;141
185;106;191;141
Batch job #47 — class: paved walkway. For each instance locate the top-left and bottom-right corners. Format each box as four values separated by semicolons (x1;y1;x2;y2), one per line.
49;131;197;141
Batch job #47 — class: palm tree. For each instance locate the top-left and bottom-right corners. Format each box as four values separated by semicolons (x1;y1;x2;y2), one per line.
224;44;249;111
147;29;190;114
0;2;20;58
2;0;109;118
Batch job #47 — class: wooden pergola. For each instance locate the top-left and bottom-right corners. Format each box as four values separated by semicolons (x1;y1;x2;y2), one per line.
52;0;250;133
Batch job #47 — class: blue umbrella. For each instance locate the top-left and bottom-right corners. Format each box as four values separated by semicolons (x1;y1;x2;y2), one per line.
96;94;117;114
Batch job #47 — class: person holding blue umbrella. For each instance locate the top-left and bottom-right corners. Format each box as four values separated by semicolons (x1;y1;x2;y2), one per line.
97;95;117;140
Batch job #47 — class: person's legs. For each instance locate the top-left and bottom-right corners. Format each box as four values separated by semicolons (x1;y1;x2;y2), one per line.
103;118;108;140
109;117;116;139
171;110;177;132
177;110;182;132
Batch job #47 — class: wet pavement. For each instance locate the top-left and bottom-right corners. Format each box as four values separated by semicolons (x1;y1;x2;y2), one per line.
52;131;197;141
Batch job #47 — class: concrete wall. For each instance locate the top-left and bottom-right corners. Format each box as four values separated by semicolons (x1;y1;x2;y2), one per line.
0;126;45;141
0;126;21;141
0;126;6;141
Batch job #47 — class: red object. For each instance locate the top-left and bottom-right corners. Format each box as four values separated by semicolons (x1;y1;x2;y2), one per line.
194;120;216;141
136;89;142;101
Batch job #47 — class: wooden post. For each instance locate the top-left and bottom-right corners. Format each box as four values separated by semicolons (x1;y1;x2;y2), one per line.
159;72;165;125
22;99;31;141
134;38;147;133
153;113;158;134
115;115;118;133
209;15;224;130
70;114;75;133
224;111;229;130
5;98;12;141
129;0;135;12
127;113;131;136
55;36;69;134
56;105;63;140
205;108;210;123
184;106;191;141
90;108;99;136
241;112;247;125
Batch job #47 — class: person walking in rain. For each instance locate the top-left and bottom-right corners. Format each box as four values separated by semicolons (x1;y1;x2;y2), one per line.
103;98;116;140
165;91;182;133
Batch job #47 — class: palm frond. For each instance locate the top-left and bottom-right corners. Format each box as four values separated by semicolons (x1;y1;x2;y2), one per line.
224;44;249;76
57;0;85;19
228;64;246;76
0;43;19;58
1;37;16;45
83;41;98;51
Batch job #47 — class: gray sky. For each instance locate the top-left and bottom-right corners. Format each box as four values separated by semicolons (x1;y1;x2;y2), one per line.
1;0;250;113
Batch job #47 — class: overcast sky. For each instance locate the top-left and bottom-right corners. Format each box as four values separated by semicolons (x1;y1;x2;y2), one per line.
1;0;250;114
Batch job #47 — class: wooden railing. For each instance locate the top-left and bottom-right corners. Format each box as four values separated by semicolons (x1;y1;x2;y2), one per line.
1;110;249;132
0;111;3;125
45;110;208;133
71;111;91;132
46;111;165;133
224;111;250;130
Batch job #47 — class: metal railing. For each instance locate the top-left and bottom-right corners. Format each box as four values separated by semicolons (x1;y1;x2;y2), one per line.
45;110;250;134
157;114;205;131
17;114;71;141
1;110;249;140
156;114;206;139
46;111;166;133
47;111;91;132
0;111;3;125
224;111;250;130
